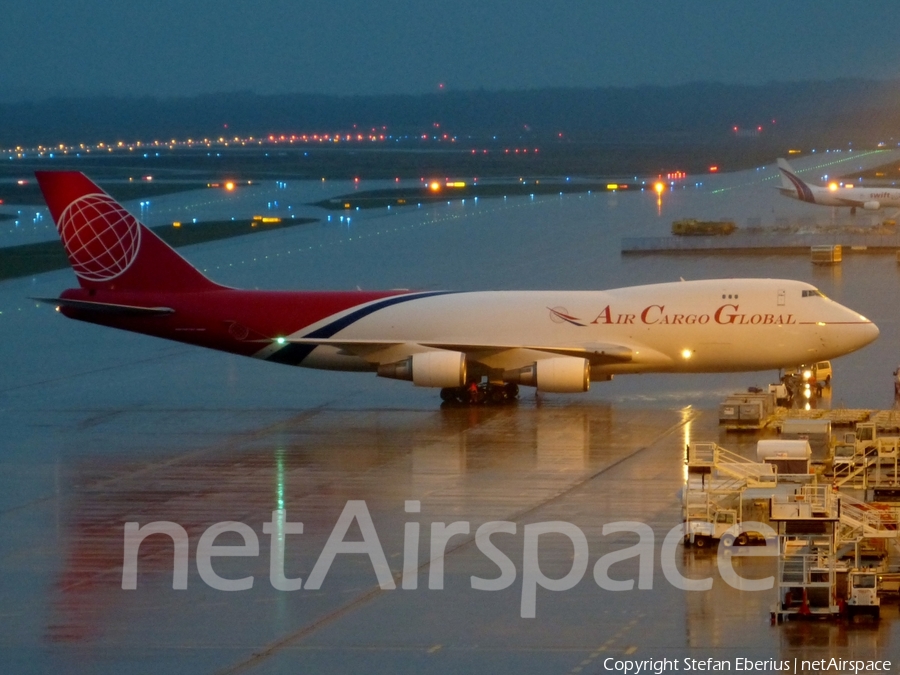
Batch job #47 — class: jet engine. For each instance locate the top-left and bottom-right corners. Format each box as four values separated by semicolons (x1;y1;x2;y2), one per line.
503;356;590;393
377;350;467;388
864;201;881;210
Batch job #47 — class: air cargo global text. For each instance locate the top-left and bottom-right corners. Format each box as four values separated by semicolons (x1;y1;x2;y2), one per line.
589;304;796;326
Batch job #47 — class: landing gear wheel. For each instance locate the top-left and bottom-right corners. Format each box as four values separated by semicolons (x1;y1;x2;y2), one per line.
440;382;520;406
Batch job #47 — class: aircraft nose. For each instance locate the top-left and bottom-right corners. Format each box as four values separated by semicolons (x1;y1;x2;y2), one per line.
846;311;879;349
862;319;880;345
831;302;878;352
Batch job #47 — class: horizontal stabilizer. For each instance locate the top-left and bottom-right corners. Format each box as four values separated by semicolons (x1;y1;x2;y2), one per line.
33;297;175;316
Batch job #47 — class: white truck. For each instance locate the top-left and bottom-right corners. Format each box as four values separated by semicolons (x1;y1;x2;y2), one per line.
846;569;880;619
684;508;763;548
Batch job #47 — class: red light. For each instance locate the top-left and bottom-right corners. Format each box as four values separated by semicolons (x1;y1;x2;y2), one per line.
709;166;719;173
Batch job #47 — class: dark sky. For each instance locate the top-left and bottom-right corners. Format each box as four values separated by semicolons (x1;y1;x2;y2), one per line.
5;0;900;100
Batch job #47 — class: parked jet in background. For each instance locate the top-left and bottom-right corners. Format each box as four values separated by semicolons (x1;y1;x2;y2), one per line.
777;157;900;213
35;171;879;403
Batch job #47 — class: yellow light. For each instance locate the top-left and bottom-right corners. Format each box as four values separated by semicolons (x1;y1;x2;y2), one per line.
173;222;181;228
607;184;619;190
225;181;235;191
446;181;466;188
429;181;441;192
681;349;692;359
654;181;665;194
828;182;838;191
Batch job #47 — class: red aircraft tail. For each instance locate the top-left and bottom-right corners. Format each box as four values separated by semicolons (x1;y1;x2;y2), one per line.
35;171;222;293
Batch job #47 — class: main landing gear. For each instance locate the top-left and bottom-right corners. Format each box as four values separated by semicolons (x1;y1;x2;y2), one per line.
440;382;519;406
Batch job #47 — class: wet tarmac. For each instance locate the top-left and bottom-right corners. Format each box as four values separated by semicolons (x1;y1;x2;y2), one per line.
3;154;900;673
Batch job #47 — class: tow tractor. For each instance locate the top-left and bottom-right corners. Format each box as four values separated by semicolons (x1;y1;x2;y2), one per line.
684;508;763;548
846;569;880;620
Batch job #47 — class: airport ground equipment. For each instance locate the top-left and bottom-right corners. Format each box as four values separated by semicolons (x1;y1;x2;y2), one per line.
769;486;900;623
757;439;812;476
718;391;777;429
671;219;736;236
832;422;900;490
770;486;843;622
768;382;789;406
683;442;778;548
845;569;880;619
811;244;842;265
780;418;831;464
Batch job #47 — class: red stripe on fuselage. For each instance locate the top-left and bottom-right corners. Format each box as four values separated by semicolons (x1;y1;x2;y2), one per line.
58;287;409;357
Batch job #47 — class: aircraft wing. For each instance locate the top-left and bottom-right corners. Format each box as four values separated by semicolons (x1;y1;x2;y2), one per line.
832;196;868;207
281;337;633;364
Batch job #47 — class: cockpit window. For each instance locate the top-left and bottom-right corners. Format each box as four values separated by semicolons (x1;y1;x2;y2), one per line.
802;289;825;298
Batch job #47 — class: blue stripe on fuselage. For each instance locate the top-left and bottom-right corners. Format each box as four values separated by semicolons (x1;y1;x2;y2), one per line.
266;290;456;365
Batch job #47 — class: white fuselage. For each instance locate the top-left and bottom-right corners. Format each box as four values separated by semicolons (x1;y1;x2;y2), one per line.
800;184;900;209
294;279;878;376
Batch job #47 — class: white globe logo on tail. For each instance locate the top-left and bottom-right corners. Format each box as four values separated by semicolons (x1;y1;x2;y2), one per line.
57;193;141;282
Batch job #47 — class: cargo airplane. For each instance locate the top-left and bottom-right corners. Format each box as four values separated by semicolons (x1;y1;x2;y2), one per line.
35;171;879;403
777;157;900;213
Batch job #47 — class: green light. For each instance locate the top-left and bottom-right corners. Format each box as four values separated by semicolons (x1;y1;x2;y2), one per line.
276;446;285;511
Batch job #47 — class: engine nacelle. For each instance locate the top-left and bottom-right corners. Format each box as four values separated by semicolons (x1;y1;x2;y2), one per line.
503;357;590;393
377;351;467;388
864;201;881;210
